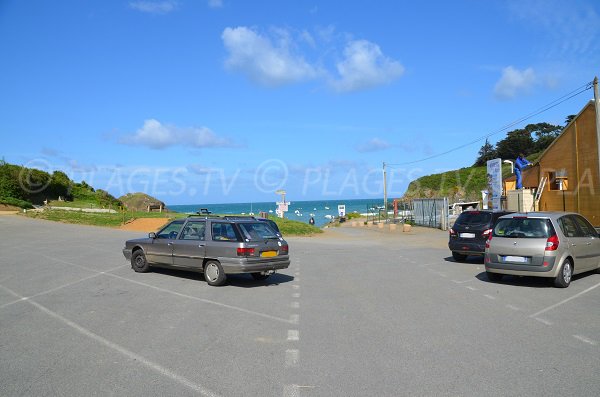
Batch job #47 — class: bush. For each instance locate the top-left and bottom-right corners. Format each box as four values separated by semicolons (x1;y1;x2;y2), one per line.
0;196;34;209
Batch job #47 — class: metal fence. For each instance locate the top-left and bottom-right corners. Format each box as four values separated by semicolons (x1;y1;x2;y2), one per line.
412;198;449;230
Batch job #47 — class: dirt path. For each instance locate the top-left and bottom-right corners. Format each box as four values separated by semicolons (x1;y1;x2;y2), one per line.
119;218;170;232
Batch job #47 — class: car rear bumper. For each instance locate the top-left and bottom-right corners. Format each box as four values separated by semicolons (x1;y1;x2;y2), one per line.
219;256;291;274
485;259;557;276
448;240;486;255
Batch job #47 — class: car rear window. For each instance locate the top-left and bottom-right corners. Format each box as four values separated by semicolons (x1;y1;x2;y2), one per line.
455;212;492;226
238;222;279;241
493;218;554;238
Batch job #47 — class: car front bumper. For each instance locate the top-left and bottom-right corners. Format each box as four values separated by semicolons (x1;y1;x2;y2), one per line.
123;249;132;261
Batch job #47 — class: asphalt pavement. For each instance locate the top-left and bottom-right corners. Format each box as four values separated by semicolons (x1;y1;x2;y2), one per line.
1;215;599;396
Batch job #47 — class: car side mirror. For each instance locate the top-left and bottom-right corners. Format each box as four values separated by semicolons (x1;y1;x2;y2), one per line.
148;232;157;239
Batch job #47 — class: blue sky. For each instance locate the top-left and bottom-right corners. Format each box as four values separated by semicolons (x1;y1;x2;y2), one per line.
1;0;599;204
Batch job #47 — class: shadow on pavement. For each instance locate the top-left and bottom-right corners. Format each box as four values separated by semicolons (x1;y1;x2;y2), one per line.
442;256;484;264
148;267;294;288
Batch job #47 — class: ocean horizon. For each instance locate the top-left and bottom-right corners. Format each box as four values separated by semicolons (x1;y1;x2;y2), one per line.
169;198;385;227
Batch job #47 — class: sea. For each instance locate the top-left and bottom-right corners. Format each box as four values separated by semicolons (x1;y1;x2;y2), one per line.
169;198;385;227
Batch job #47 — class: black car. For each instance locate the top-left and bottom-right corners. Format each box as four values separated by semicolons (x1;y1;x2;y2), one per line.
448;210;513;261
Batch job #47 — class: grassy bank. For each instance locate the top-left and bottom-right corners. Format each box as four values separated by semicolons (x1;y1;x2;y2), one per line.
23;209;179;227
22;208;321;235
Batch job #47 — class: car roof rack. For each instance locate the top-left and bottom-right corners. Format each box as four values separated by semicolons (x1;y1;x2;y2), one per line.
222;215;257;220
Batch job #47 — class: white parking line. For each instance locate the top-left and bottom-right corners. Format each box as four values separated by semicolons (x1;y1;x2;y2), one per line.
534;317;553;326
0;284;222;397
530;281;600;318
452;279;473;284
283;384;299;397
573;335;598;346
289;314;300;324
292;293;300;299
292;285;300;290
505;304;521;311
104;273;292;324
466;286;478;291
483;294;496;300
285;349;300;366
287;330;299;341
0;264;128;311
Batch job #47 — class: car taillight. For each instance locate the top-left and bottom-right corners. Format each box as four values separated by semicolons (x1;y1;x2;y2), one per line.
482;228;492;238
280;245;289;254
485;234;492;249
545;234;559;251
449;228;456;236
237;247;255;256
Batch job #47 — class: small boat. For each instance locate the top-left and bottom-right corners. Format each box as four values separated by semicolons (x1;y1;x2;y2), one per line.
324;206;330;210
324;214;333;219
269;210;273;213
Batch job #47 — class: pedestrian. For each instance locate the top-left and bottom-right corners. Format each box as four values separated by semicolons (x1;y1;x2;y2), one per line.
515;153;532;189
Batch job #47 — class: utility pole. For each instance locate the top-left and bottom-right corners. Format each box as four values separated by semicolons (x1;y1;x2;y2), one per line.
383;162;388;220
594;76;600;193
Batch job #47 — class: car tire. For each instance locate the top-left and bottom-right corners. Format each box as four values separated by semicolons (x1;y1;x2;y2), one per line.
554;259;572;288
131;250;150;273
251;272;270;281
452;252;467;262
486;272;503;282
204;260;226;286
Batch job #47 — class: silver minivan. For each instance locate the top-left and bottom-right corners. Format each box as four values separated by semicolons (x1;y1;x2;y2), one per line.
485;212;600;287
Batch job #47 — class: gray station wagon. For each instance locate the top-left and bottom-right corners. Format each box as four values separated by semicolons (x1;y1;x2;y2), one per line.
122;216;290;286
484;212;600;287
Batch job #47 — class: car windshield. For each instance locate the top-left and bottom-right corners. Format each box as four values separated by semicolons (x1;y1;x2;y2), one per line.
455;212;492;226
493;218;553;238
238;222;279;241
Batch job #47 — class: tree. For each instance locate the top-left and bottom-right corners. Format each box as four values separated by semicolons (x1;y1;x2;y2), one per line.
474;139;497;166
495;128;535;161
527;122;562;152
565;115;576;125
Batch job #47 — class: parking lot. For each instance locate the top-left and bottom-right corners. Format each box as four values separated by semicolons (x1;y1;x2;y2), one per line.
1;215;599;396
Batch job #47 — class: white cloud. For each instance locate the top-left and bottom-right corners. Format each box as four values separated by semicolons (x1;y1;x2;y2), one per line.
222;26;320;86
121;119;235;149
329;40;404;93
494;66;537;99
208;0;223;8
356;138;392;153
129;1;177;14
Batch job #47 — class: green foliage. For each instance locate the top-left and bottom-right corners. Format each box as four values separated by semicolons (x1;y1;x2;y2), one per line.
267;216;322;235
474;139;497;166
403;165;513;202
0;196;33;209
473;122;562;166
346;212;362;220
0;160;24;199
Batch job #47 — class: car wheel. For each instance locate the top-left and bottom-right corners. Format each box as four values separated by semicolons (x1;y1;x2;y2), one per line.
251;272;270;281
554;259;572;288
204;260;226;286
452;252;467;262
131;250;150;273
486;272;503;282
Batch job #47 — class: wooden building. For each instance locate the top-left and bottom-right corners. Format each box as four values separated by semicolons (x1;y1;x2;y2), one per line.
509;99;599;226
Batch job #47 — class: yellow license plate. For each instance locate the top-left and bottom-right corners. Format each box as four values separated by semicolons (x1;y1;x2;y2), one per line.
261;251;277;257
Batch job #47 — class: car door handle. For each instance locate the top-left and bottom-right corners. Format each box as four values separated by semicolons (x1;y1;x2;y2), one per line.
587;242;592;246
571;244;577;247
198;244;205;247
168;242;173;246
